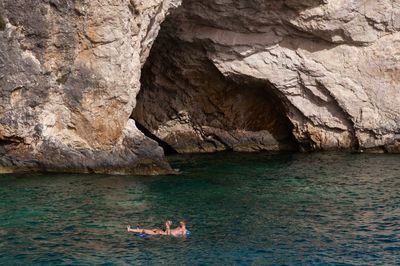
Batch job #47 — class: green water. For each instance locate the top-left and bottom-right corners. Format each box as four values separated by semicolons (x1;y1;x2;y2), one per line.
0;152;399;265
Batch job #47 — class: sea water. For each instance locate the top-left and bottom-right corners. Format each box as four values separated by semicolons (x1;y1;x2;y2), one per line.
0;152;399;265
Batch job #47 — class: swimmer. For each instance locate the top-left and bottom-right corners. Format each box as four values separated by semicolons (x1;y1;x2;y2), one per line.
127;220;172;236
170;220;188;237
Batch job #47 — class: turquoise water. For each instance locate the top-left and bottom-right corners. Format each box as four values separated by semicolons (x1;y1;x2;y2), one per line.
0;152;399;265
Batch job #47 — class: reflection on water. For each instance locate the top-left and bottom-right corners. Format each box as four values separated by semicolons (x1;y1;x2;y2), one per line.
0;152;399;265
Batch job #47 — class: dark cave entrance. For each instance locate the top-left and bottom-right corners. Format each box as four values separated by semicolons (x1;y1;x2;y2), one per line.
135;120;178;155
132;5;299;154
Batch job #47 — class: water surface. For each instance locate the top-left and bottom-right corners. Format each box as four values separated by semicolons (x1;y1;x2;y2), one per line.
0;152;399;265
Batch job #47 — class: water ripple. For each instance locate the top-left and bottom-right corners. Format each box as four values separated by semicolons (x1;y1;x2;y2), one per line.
0;152;399;265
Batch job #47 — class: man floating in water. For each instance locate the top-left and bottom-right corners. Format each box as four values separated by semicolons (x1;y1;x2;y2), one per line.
127;220;189;237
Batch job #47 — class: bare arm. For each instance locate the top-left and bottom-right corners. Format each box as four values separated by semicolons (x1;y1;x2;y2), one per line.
127;225;142;233
127;225;166;235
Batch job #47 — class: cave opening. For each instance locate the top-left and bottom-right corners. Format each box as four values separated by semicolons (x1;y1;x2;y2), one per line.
135;120;178;155
132;3;299;155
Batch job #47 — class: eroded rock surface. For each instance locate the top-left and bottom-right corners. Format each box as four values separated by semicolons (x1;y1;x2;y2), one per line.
134;0;400;153
1;0;400;175
134;32;297;153
0;0;181;174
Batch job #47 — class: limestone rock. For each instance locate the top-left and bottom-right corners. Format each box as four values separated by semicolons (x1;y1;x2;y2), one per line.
133;0;400;153
1;0;400;175
0;0;181;174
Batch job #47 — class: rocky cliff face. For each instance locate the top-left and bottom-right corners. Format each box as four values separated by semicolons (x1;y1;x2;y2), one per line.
0;0;181;174
133;0;400;153
1;0;400;175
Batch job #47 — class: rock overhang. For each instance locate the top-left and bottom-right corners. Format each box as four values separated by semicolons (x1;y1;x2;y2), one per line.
1;0;400;175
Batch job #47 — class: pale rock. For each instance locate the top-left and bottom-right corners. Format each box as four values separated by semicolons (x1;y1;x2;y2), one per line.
133;0;400;153
2;0;400;176
0;0;181;174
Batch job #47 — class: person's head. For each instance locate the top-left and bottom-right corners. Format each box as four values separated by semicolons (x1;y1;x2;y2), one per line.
179;220;187;228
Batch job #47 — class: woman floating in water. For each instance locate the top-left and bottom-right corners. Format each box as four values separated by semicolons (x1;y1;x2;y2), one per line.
127;220;189;237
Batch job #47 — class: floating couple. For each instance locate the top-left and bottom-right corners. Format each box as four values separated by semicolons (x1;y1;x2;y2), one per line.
127;220;190;237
